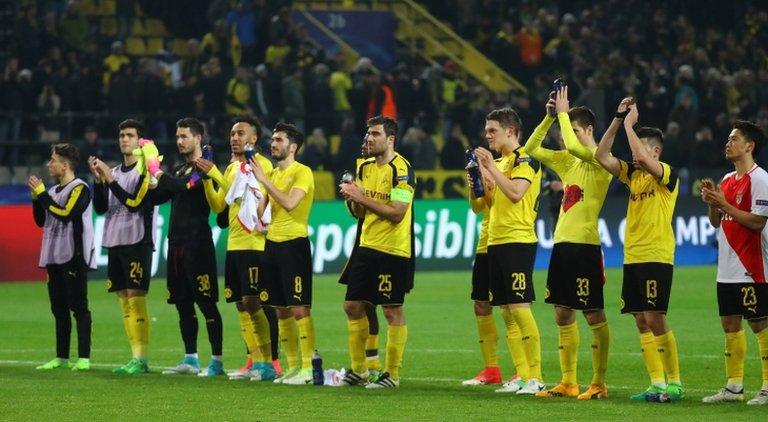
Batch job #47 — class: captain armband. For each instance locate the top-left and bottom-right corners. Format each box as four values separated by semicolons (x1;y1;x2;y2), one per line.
390;188;413;203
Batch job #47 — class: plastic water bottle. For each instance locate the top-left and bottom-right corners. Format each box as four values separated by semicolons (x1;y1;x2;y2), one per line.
311;350;324;386
243;143;255;162
202;143;213;161
465;149;485;198
341;171;354;184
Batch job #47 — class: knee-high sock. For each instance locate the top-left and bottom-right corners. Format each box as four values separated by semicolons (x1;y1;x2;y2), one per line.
128;296;149;359
198;302;223;357
500;307;529;379
640;331;665;386
510;307;541;380
250;309;272;364
385;324;408;380
347;317;369;374
238;311;261;361
590;321;610;385
264;306;279;360
175;302;198;355
655;330;680;384
297;316;316;370
365;334;381;371
119;297;136;357
558;321;579;384
278;316;300;369
725;330;746;387
755;328;768;390
476;314;499;367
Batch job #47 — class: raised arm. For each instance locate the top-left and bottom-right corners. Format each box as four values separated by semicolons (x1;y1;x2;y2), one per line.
595;97;633;177
624;106;664;179
196;158;227;213
555;86;594;162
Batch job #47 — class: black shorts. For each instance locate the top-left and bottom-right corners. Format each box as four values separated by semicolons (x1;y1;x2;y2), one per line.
545;243;605;310
106;244;153;293
471;253;490;301
167;241;218;304
345;247;414;306
621;263;673;314
717;283;768;320
262;237;313;307
224;250;264;303
487;243;537;306
46;257;89;311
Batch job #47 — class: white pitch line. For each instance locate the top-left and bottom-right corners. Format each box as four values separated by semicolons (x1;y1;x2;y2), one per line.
0;359;722;394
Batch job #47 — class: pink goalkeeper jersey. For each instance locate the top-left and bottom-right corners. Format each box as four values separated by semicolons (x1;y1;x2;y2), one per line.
716;164;768;284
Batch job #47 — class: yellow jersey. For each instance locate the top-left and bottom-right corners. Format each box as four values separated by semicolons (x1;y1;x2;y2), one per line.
487;147;542;245
266;161;314;242
357;153;415;258
203;155;274;251
618;159;679;264
524;114;612;245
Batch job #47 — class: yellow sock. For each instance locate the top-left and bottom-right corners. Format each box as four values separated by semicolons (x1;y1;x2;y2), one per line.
476;315;499;367
366;333;379;352
655;330;681;384
590;321;610;385
251;309;272;364
640;331;665;386
119;297;137;357
558;321;579;385
297;316;316;370
278;316;300;370
348;317;369;373
239;311;261;361
501;307;529;379
365;333;381;371
510;307;541;380
128;296;149;358
385;324;408;380
725;330;746;386
755;328;768;390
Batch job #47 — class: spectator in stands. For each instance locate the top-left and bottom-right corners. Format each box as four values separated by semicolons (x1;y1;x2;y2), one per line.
182;39;205;81
265;37;291;69
102;41;130;88
201;19;234;70
440;123;469;170
300;128;331;170
225;65;252;116
59;3;88;50
329;58;352;132
14;4;41;68
107;64;136;118
135;59;168;140
71;58;101;113
252;64;276;127
36;82;61;142
399;126;436;170
77;126;107;180
306;63;333;136
199;57;226;125
227;1;258;66
281;65;305;132
0;58;23;168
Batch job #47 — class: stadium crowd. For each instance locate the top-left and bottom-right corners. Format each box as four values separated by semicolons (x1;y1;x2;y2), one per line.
1;0;767;183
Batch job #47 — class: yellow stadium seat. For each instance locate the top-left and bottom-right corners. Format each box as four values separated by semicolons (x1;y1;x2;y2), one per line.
145;19;168;37
125;37;146;56
131;19;146;36
145;37;165;55
99;17;117;37
100;0;116;16
78;0;97;16
168;38;190;57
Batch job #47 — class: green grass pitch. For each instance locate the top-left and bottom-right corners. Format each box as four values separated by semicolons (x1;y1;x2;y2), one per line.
1;266;766;420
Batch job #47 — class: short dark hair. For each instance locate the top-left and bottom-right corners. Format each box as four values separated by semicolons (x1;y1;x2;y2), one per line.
274;122;304;152
233;115;262;136
486;108;522;134
366;115;398;140
568;106;596;130
118;119;144;138
734;120;766;158
636;126;664;148
176;117;205;138
52;143;80;169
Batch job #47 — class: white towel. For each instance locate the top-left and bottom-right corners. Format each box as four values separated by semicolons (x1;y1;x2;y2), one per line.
225;161;271;233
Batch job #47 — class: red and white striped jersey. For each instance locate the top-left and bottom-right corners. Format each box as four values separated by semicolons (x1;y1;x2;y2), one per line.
716;164;768;284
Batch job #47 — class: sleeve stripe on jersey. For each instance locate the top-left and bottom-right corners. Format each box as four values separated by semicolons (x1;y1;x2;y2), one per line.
47;184;84;217
123;174;150;208
665;167;679;192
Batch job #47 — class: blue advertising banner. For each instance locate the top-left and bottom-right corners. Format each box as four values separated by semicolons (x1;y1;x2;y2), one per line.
292;10;397;71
